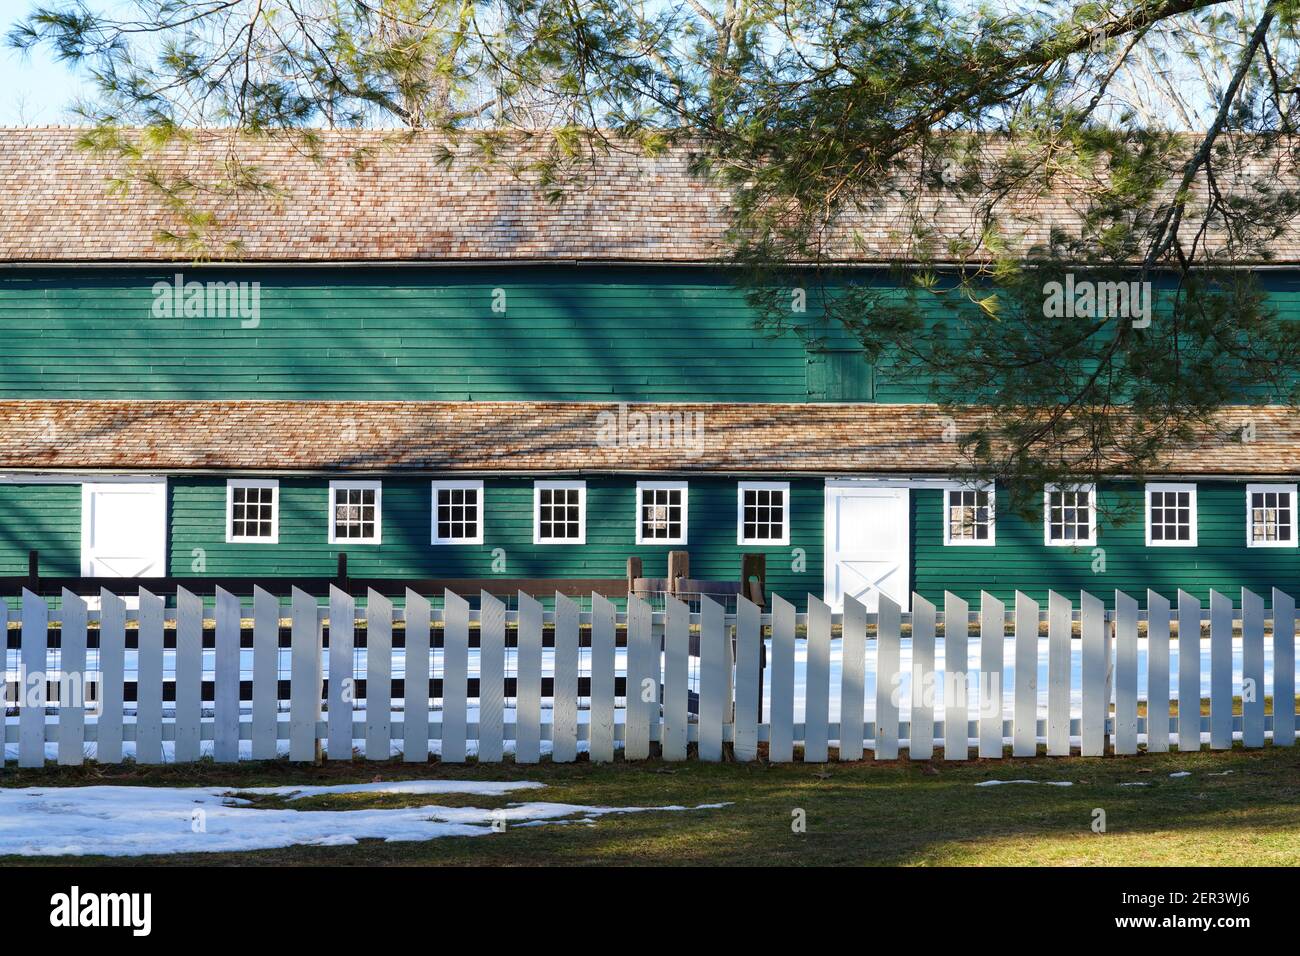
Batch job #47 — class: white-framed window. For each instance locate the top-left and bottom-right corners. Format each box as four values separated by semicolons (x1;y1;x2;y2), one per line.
636;481;688;545
1145;483;1197;547
1247;483;1298;548
534;480;585;544
944;484;995;546
1043;483;1097;546
328;480;382;545
737;481;790;546
430;480;484;545
226;478;279;544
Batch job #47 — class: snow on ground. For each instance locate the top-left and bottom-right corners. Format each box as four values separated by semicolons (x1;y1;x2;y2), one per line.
0;782;730;857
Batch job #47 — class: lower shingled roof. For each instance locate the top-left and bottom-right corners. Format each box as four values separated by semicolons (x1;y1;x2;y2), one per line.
0;400;1290;476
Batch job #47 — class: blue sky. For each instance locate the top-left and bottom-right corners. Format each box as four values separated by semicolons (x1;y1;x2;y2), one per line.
0;1;98;125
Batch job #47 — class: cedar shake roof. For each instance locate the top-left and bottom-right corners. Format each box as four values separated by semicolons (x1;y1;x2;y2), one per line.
0;128;1288;265
0;400;1289;476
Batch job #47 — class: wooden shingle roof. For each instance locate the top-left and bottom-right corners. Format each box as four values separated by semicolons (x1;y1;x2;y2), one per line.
2;128;1292;265
0;399;1290;476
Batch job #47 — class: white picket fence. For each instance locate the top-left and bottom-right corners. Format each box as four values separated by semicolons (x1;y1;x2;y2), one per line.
2;585;1296;767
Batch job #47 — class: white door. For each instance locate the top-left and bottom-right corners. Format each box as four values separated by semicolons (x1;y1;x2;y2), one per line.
824;484;910;611
81;481;168;577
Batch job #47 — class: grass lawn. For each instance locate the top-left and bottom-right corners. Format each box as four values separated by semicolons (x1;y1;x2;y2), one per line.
5;743;1300;866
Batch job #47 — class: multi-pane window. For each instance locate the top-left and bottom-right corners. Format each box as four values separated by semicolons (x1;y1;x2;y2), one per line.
636;482;688;544
226;479;278;543
534;481;585;544
944;487;994;545
1247;483;1297;548
328;480;381;544
431;481;483;545
1146;483;1197;546
1044;484;1097;546
738;482;790;546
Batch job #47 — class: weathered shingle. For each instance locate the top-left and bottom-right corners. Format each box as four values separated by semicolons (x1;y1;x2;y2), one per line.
0;399;1289;476
0;128;1285;264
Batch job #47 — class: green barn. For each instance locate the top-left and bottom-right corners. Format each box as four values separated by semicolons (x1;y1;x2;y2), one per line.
1;129;1297;608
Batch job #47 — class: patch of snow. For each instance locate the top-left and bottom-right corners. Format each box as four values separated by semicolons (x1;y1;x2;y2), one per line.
974;779;1073;787
1119;782;1150;787
1207;770;1234;777
1169;771;1192;778
0;784;730;857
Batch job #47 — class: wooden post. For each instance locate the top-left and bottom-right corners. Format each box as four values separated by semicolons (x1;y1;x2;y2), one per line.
667;551;689;596
336;552;348;590
26;549;38;593
626;556;642;597
742;553;766;606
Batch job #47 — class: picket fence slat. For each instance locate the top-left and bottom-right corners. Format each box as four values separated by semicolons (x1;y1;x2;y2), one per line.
136;588;165;765
251;587;279;760
1147;590;1172;753
662;596;690;761
1113;591;1139;755
552;593;580;764
910;593;936;760
875;594;901;760
769;594;796;763
1242;588;1265;749
943;592;969;761
1081;590;1106;757
173;587;204;763
803;595;831;762
214;588;241;763
624;594;653;761
1210;590;1233;750
443;589;471;763
1275;588;1297;746
365;590;393;761
477;591;506;763
328;585;355;762
838;596;867;761
290;587;322;763
404;589;431;763
515;591;543;764
589;593;617;763
1177;590;1201;752
979;592;1003;758
699;596;726;762
19;591;46;768
57;590;86;766
732;596;761;762
96;589;126;765
1013;591;1037;758
1046;591;1071;756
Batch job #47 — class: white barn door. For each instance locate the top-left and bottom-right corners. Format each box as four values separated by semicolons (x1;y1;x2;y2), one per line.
824;483;910;611
81;480;168;577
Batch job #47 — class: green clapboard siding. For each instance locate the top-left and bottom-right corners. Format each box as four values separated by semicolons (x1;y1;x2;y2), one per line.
168;477;824;601
0;266;905;403
0;483;80;575
913;481;1300;608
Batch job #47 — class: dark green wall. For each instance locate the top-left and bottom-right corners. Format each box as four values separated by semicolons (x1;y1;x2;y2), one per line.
913;481;1300;607
168;476;825;601
0;482;80;575
0;266;886;403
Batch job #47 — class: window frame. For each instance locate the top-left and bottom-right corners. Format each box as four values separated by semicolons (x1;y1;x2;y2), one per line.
1246;482;1299;549
533;480;586;545
327;479;383;545
429;479;485;546
635;480;689;545
736;481;791;547
225;478;280;545
1043;483;1098;547
943;483;996;547
1144;482;1198;548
